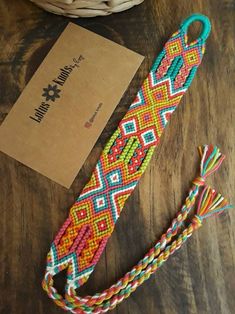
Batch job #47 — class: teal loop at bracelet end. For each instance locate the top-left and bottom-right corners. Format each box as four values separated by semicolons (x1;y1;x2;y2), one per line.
180;13;211;44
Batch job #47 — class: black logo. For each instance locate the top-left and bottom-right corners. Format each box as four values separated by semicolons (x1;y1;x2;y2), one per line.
42;84;61;102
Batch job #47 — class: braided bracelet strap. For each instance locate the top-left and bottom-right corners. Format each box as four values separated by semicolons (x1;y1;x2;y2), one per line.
43;14;211;294
42;145;232;314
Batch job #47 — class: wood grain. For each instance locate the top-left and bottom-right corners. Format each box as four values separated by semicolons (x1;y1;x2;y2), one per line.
0;0;234;313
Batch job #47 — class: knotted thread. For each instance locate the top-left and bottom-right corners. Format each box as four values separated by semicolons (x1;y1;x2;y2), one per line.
42;145;232;313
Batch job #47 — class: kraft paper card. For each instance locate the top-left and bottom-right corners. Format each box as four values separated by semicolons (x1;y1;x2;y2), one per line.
0;23;144;188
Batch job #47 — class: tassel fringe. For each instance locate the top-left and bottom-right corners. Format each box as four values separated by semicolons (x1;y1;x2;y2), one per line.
197;185;232;220
199;144;225;178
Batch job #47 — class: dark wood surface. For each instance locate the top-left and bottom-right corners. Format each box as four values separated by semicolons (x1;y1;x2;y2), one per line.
0;1;234;313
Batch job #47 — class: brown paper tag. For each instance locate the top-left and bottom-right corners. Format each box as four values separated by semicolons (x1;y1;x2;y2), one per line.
0;23;144;188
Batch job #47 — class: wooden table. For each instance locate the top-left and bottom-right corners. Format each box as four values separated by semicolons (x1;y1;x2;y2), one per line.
0;1;234;313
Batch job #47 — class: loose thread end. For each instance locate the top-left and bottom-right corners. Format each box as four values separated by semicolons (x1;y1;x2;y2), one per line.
199;145;225;178
196;185;233;220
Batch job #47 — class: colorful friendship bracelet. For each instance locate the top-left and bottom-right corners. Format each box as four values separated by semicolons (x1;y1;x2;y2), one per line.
42;14;232;313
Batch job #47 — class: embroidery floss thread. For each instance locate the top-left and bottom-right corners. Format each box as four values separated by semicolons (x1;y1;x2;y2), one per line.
42;145;232;313
41;14;232;313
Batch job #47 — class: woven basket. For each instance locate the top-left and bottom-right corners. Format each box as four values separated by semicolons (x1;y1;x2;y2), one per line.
30;0;144;18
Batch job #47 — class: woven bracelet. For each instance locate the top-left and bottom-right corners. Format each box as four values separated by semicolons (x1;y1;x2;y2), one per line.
42;14;232;313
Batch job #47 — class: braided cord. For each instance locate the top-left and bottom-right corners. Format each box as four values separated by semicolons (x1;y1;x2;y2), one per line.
42;145;231;313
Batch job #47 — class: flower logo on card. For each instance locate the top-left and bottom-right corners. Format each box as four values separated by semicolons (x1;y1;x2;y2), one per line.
42;84;61;102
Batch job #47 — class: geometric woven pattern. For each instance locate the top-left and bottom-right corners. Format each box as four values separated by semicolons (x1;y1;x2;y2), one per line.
45;17;207;292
